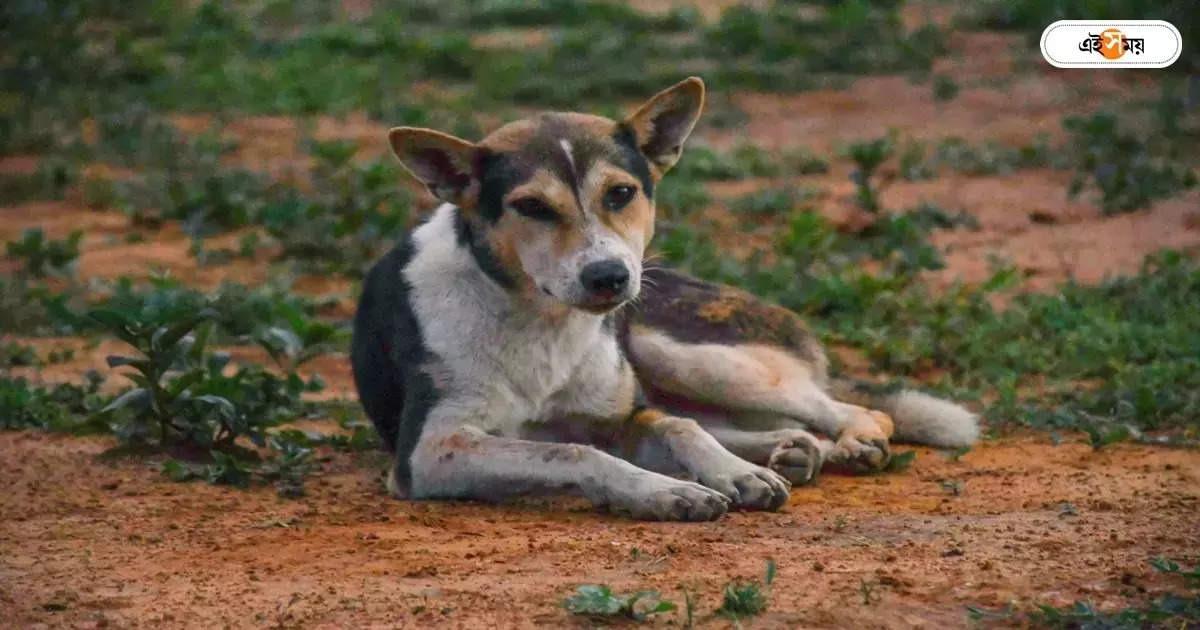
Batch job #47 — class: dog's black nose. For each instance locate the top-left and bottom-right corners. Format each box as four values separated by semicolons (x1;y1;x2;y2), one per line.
580;260;630;297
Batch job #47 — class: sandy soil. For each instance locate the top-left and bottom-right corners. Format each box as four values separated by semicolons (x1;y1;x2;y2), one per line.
2;430;1197;629
3;6;1199;630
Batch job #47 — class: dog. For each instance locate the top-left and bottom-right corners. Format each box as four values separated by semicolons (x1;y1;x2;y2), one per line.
351;77;978;521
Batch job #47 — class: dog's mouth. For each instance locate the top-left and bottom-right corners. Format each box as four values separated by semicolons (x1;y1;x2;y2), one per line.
540;285;629;314
577;295;628;314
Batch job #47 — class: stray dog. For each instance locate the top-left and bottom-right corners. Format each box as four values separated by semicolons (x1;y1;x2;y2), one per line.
351;77;978;521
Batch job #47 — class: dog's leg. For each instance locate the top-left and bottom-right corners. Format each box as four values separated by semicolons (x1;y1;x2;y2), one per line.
627;327;893;472
701;424;828;485
622;409;792;510
407;425;730;521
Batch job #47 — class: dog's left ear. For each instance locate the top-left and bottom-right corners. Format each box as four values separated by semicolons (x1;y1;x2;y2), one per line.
622;77;705;175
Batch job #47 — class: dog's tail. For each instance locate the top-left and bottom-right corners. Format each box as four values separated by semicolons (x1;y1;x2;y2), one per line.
828;379;980;448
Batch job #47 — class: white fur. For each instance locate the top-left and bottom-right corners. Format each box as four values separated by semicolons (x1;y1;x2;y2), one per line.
885;390;980;448
559;138;575;178
406;205;619;440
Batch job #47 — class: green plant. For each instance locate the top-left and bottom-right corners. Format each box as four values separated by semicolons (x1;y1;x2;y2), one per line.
729;187;816;218
899;141;935;180
845;136;895;212
674;144;782;181
1028;595;1200;629
5;228;83;277
260;142;411;276
885;450;917;472
164;436;314;496
1151;557;1200;587
935;137;1021;176
563;585;676;621
0;341;37;368
932;74;959;101
0;371;108;432
679;584;698;629
1062;111;1197;214
966;556;1200;627
269;409;381;453
0;158;76;205
942;446;971;461
782;148;830;174
89;305;323;448
1083;421;1132;451
717;558;775;620
655;175;712;223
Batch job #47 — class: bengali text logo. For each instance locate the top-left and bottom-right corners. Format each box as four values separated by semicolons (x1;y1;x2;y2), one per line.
1041;21;1181;68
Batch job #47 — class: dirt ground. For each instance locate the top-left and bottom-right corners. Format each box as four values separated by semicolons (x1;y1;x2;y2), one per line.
2;8;1200;629
3;432;1198;629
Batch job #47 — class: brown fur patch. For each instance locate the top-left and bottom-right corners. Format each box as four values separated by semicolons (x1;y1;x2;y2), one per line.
629;407;667;427
436;432;483;454
585;161;655;249
478;119;540;153
622;268;824;365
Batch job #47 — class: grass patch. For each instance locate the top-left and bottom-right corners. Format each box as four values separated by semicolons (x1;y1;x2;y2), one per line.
0;372;108;433
1063;110;1197;215
3;0;950;151
968;557;1200;628
5;228;82;278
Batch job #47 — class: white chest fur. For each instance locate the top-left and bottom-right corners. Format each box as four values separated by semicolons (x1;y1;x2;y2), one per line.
403;206;625;435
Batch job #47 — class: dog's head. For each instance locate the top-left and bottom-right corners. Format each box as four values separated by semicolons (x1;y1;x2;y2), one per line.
388;78;704;314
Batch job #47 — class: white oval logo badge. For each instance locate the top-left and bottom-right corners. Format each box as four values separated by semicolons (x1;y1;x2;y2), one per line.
1040;20;1182;68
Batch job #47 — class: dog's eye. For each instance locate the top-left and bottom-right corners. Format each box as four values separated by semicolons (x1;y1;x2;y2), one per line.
510;197;559;222
603;185;636;211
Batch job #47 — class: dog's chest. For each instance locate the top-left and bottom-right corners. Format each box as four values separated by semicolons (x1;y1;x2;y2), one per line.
403;208;623;428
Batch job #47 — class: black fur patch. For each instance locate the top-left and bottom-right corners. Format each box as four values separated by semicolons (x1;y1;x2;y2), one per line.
476;149;516;224
452;208;516;289
350;235;440;494
612;124;655;198
618;267;821;363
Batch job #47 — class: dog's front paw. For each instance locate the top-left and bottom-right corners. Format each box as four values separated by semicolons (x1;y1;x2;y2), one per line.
695;460;791;511
623;479;731;521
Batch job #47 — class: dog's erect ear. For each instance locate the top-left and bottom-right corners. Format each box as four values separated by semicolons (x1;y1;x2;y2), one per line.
622;77;705;175
388;127;480;206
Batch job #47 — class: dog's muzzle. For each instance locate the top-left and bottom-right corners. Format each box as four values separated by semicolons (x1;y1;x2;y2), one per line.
578;259;632;311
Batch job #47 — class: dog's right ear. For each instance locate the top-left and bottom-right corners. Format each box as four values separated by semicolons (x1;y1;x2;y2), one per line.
388;127;480;207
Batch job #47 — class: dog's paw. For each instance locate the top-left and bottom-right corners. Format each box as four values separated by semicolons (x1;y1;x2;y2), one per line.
829;436;890;473
766;431;823;486
695;459;791;511
828;408;892;473
624;479;731;522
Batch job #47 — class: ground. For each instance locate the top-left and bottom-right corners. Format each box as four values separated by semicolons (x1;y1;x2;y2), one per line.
2;2;1199;628
3;433;1197;628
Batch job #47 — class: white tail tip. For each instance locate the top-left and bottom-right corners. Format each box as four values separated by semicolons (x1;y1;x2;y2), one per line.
887;390;980;448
